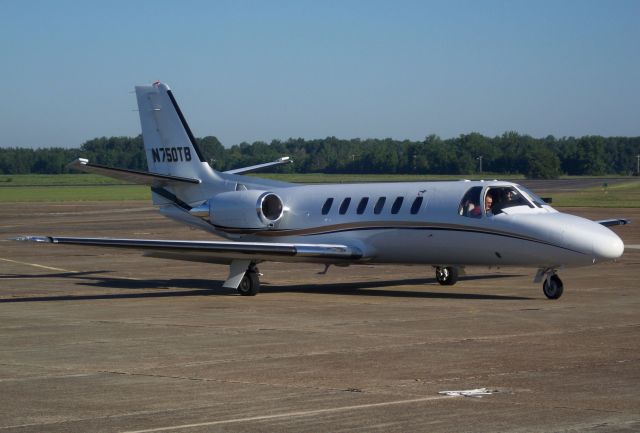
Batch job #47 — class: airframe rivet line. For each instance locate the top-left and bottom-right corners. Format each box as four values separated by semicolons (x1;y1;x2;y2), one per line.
120;395;456;433
0;257;77;273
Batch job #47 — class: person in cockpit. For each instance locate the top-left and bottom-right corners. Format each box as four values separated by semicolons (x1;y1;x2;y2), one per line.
462;199;476;217
469;192;493;217
484;191;494;216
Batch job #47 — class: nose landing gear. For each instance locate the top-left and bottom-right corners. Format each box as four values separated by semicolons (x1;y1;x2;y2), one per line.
435;266;459;286
536;268;564;299
542;274;564;299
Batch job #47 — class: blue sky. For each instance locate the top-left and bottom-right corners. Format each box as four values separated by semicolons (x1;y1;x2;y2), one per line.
1;0;639;148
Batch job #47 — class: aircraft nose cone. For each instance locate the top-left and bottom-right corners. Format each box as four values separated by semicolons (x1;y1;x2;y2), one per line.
592;230;624;261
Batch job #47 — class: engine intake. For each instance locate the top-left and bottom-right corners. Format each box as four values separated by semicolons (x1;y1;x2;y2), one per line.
259;193;284;222
206;190;284;229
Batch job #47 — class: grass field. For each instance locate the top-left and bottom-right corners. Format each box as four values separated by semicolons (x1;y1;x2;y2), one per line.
1;173;639;207
1;172;520;186
550;181;640;208
253;173;526;183
0;174;127;186
0;185;150;202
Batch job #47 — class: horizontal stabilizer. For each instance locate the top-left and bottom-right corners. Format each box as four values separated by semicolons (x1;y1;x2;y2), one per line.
13;235;364;264
67;158;201;187
596;218;630;227
224;157;292;175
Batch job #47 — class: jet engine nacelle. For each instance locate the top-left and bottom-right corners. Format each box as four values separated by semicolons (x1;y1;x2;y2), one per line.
207;190;284;229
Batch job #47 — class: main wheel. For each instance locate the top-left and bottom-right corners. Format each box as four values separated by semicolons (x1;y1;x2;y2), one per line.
435;266;458;286
237;271;260;296
543;274;563;299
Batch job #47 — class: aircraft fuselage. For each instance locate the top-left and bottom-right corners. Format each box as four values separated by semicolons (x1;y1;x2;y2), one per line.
163;180;624;269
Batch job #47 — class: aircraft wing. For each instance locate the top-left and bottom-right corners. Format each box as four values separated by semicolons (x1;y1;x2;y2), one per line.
67;158;201;187
596;218;630;227
13;236;364;264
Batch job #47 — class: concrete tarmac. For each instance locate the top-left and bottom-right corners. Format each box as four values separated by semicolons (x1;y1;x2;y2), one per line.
1;202;639;432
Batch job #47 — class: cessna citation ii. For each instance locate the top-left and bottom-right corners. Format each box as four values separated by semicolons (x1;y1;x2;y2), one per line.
15;82;628;299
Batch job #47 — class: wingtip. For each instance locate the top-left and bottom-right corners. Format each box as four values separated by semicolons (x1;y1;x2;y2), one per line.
11;235;53;243
66;158;89;170
597;218;631;227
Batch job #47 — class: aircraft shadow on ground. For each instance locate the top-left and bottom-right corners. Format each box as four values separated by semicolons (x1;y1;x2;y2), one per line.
261;274;531;300
0;271;531;302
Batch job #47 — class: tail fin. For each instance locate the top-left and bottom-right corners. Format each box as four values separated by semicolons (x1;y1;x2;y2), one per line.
135;82;221;205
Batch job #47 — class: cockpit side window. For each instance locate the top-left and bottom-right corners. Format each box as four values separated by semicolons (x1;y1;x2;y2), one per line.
458;187;483;218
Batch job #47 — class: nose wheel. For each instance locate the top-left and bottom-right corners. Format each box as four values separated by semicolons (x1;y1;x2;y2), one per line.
543;274;564;299
435;266;458;285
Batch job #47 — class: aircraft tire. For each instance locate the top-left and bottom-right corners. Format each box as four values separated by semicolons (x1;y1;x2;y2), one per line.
237;271;260;296
436;266;458;286
543;274;563;299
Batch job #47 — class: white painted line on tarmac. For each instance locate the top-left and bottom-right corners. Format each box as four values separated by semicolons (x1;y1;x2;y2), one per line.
121;395;455;433
0;257;140;280
625;244;640;250
0;257;76;273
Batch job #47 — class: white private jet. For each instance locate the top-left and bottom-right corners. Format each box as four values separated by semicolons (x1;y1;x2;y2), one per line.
15;82;629;299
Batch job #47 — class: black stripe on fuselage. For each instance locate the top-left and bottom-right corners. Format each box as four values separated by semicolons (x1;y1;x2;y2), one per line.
166;89;206;163
212;223;587;256
303;226;588;256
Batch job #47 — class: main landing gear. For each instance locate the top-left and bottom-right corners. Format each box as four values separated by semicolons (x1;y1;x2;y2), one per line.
223;260;262;296
435;266;459;286
237;264;261;296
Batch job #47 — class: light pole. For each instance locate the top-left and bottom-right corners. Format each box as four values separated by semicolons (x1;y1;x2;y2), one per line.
476;155;483;174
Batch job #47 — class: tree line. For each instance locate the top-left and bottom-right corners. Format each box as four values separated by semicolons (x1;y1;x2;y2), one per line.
1;132;638;179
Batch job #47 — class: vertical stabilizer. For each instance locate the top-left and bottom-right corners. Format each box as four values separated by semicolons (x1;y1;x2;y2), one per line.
135;82;222;205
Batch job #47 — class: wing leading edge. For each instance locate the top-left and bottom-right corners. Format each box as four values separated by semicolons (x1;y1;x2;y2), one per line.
67;158;200;187
13;236;364;264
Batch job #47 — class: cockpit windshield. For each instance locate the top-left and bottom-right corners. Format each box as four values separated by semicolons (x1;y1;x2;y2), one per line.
487;186;534;215
459;185;537;218
514;185;546;208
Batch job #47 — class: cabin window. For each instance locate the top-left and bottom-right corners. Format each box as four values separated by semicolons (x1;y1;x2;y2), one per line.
391;197;404;214
458;186;483;218
339;197;351;214
374;197;386;214
321;198;334;215
356;197;369;214
410;196;424;214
